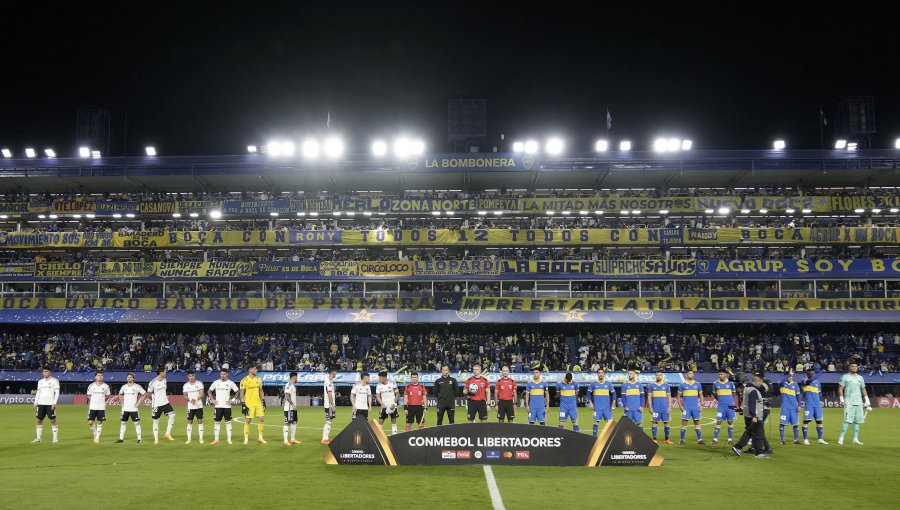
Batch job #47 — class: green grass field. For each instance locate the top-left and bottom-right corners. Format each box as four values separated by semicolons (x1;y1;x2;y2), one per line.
1;405;897;509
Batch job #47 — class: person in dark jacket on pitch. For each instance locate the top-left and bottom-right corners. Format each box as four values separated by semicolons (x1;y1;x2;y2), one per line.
732;373;770;458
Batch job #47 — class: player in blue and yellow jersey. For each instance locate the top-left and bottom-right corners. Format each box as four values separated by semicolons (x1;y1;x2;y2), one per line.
712;370;737;445
620;370;645;428
800;368;827;444
587;369;616;436
779;370;802;445
678;370;704;445
647;370;672;444
556;372;580;432
525;368;549;425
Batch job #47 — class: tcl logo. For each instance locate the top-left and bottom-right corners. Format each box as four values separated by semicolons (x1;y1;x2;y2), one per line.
514;451;530;460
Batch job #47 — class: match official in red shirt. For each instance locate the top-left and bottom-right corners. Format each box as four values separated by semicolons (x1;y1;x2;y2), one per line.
465;365;491;423
495;365;517;422
403;372;428;431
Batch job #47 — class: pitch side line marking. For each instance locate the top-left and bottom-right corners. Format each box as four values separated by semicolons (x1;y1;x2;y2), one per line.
483;465;506;510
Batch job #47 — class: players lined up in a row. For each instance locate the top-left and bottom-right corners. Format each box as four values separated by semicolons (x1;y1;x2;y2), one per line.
31;362;871;447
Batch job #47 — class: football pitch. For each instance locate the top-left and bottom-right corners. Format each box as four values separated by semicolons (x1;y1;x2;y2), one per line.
1;406;897;509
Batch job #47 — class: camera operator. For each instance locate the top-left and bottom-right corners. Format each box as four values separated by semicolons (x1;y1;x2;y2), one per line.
732;372;771;458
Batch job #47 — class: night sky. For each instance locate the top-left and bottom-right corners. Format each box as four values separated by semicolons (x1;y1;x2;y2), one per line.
2;2;897;156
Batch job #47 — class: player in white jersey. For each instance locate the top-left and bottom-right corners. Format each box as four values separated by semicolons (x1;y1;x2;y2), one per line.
116;372;145;443
138;368;175;444
350;373;372;420
375;371;400;435
182;370;205;444
208;369;239;445
321;367;337;445
282;372;300;445
33;366;60;443
86;371;111;443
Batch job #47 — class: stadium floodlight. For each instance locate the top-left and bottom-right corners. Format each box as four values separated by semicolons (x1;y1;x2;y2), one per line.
895;138;900;149
44;149;56;158
759;209;768;214
631;210;641;215
38;214;46;219
112;213;122;219
267;141;282;157
324;137;344;159
301;139;319;159
872;208;882;214
594;210;603;215
125;213;135;218
281;141;296;157
773;140;786;150
704;209;715;214
511;141;525;152
346;212;355;217
785;208;796;214
393;138;411;157
653;138;668;152
667;138;681;152
371;140;387;156
85;214;95;219
72;214;81;219
579;210;589;215
0;215;7;219
48;214;58;219
309;211;319;217
681;139;693;151
545;210;555;215
79;147;90;158
801;208;812;214
247;145;258;154
145;146;157;156
561;210;571;215
296;212;306;217
477;210;488;215
659;209;669;214
431;210;441;216
834;139;847;149
172;213;182;218
332;211;342;217
91;150;101;159
847;142;858;151
891;208;900;213
620;210;629;215
25;148;36;158
740;209;751;214
189;212;199;218
209;210;222;220
270;212;279;217
445;211;454;216
523;140;539;154
362;211;372;216
854;208;865;214
718;207;731;215
619;140;632;151
1;149;11;158
410;140;425;155
595;140;609;152
493;210;503;216
545;137;564;155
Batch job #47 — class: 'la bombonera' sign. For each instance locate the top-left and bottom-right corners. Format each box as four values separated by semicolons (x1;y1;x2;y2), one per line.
325;417;661;467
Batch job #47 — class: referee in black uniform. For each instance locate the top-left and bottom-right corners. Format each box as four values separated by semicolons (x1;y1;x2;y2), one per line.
433;364;458;425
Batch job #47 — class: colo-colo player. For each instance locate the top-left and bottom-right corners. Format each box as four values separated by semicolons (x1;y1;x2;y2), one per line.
283;372;300;445
403;371;427;431
778;370;802;445
321;368;337;444
116;372;145;443
621;370;645;428
208;369;239;445
376;371;400;435
351;373;372;420
837;362;871;445
525;367;549;425
587;369;616;436
712;370;738;445
33;366;60;443
86;371;111;443
800;368;827;445
183;370;205;444
140;368;175;444
239;364;266;445
648;370;672;444
678;370;704;444
557;372;580;432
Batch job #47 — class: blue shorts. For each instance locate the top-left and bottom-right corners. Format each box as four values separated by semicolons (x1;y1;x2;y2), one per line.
558;406;578;423
593;407;613;421
624;409;643;424
803;406;823;421
681;408;701;421
529;407;546;423
780;408;799;426
651;409;670;422
716;406;735;422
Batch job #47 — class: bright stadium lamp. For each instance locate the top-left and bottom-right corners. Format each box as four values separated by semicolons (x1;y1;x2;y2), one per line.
38;214;46;219
85;214;95;219
247;145;258;154
79;147;90;158
91;150;101;159
653;138;668;152
44;149;56;158
172;213;182;218
511;141;525;152
72;214;81;219
667;138;681;152
801;208;811;214
785;208;796;214
362;211;372;216
854;208;865;214
759;209;768;214
125;213;135;218
595;140;609;152
659;209;669;214
1;148;11;158
631;210;641;215
324;137;344;159
890;208;899;213
209;210;222;219
619;140;632;151
145;146;157;156
282;141;296;156
773;140;786;150
718;207;730;215
561;210;571;215
493;210;503;216
477;210;487;215
872;208;882;214
371;140;387;156
740;209;751;214
834;139;847;149
445;211;454;216
545;210;555;215
297;212;307;217
431;210;441;216
545;137;564;155
0;215;8;219
301;139;320;159
620;210;629;215
48;214;58;219
25;148;36;158
309;211;319;217
393;138;411;157
847;142;858;151
523;140;539;154
410;140;425;155
579;210;588;215
267;141;282;157
704;209;715;214
681;139;693;151
346;211;355;216
895;138;900;149
594;210;603;215
270;212;279;217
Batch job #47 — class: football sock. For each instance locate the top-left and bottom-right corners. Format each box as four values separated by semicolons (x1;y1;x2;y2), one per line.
51;425;58;441
664;426;669;440
165;415;174;435
839;422;848;440
289;424;296;440
226;421;233;441
135;423;142;441
652;425;658;439
714;427;720;440
391;424;398;435
793;426;799;442
680;427;686;441
214;422;220;441
95;424;102;439
852;423;859;441
323;422;331;440
257;422;264;439
802;425;809;440
573;424;580;432
727;426;734;440
198;424;204;441
119;423;127;440
817;426;824;440
186;424;193;441
593;423;599;436
283;425;289;442
36;425;43;440
780;425;786;442
243;422;250;439
153;419;159;441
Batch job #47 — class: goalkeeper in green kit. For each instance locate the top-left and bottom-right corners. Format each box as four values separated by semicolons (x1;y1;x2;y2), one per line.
837;361;871;445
